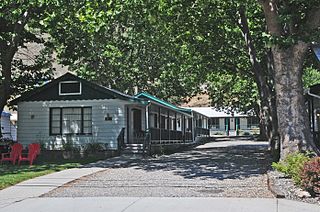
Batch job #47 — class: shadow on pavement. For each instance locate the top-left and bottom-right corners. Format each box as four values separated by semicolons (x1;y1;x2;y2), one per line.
83;141;271;181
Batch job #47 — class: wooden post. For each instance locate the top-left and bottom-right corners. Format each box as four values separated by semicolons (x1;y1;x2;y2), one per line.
159;106;161;144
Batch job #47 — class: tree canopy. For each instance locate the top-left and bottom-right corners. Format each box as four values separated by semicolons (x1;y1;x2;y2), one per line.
1;0;320;157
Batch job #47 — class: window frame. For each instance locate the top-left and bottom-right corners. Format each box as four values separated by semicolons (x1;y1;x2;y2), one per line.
247;116;259;129
49;107;92;136
59;81;82;96
210;118;220;129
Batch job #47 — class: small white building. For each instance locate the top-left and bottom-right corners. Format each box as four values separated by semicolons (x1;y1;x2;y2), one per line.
11;73;210;152
1;111;17;141
186;107;259;136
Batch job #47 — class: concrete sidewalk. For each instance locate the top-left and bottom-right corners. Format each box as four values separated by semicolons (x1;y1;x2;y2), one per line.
0;149;318;212
0;197;319;212
0;167;105;209
0;155;137;209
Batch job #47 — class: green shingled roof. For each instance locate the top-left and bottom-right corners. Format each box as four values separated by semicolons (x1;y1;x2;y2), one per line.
135;92;192;114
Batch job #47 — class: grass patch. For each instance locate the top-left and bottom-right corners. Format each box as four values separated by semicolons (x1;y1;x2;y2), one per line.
0;156;104;190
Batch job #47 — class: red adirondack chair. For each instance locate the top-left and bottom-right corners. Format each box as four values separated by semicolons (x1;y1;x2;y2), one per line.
18;143;39;165
0;143;23;165
31;143;41;156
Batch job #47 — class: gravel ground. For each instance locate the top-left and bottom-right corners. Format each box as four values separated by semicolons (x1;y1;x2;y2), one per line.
268;170;320;205
44;139;273;198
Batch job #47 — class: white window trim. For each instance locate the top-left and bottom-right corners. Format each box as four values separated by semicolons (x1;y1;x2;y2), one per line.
59;81;82;96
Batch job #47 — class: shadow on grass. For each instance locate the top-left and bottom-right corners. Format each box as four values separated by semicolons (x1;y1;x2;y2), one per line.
0;156;105;176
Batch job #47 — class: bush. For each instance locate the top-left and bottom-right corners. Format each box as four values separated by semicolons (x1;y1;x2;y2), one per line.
272;152;310;184
300;157;320;196
83;142;105;155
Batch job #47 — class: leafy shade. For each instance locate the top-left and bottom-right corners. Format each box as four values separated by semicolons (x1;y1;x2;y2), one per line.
207;71;259;113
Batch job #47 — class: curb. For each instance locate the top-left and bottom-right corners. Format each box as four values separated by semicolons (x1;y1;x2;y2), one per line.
267;172;286;198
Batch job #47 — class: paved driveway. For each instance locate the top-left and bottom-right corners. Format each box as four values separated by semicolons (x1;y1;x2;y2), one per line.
44;138;273;198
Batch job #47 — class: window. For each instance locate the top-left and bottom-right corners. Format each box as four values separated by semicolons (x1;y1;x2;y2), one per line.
50;107;92;135
153;114;158;128
149;113;158;128
209;118;220;129
247;116;259;129
59;81;82;95
160;115;166;129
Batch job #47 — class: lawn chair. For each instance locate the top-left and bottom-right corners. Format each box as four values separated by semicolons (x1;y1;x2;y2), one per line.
31;143;41;156
0;143;23;165
18;143;39;165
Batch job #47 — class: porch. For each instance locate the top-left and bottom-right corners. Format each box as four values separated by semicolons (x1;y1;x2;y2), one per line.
125;103;194;145
306;85;320;149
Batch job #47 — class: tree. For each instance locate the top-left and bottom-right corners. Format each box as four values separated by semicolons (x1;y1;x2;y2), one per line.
0;1;56;135
256;0;320;157
43;0;207;103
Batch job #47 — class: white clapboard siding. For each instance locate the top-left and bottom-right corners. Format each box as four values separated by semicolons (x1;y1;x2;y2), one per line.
219;118;225;130
17;99;133;149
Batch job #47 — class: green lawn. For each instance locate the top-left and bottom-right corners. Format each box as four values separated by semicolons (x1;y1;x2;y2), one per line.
0;157;104;190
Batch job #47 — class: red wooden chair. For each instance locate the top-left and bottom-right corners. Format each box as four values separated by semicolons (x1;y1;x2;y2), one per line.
31;143;41;156
18;143;39;165
0;143;23;165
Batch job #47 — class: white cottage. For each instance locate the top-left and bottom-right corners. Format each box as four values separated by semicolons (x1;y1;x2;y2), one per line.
186;107;259;136
12;73;210;153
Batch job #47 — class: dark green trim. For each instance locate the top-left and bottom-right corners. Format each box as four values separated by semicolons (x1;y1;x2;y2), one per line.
11;73;143;104
135;92;192;115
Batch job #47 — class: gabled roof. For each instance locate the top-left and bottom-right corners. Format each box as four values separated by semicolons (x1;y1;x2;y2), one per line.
135;92;192;115
11;73;142;104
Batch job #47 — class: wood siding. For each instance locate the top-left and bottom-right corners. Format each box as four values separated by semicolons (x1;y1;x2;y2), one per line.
17;99;133;149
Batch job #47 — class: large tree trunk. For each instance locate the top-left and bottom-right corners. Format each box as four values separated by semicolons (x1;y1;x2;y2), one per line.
272;42;320;158
0;53;13;137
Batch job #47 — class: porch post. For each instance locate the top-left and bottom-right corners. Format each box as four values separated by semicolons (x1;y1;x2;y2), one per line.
311;98;315;133
167;110;170;141
174;112;177;131
191;112;195;143
126;107;130;144
183;115;186;143
159;106;161;144
145;103;150;132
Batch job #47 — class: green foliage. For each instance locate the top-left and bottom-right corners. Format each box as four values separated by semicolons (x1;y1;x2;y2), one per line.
300;157;320;195
272;152;310;184
303;67;320;88
83;142;105;155
207;71;259;112
61;136;79;152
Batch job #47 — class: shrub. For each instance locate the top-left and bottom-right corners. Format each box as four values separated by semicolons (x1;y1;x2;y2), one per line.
0;137;15;145
272;152;310;184
300;157;320;196
84;142;105;155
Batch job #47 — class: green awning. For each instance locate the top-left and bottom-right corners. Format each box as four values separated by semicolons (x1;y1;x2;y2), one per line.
135;92;192;115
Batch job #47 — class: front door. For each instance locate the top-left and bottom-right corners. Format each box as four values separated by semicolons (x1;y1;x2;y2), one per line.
131;109;144;143
133;109;142;132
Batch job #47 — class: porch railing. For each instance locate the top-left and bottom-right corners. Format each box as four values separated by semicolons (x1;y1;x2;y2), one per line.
149;128;193;144
195;127;210;137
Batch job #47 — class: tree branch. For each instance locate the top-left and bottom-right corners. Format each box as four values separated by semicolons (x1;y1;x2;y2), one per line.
236;7;261;75
258;0;282;36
